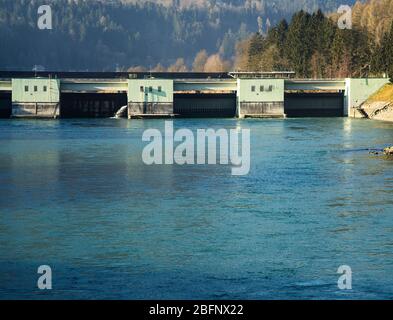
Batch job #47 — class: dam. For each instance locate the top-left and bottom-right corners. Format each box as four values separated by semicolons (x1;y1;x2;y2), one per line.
0;71;389;119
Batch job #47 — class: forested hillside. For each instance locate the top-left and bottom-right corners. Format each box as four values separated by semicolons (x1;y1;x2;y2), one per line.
0;0;356;71
351;0;393;43
236;0;393;79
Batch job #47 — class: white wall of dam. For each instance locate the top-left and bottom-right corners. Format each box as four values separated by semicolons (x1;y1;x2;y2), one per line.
345;78;390;117
1;75;391;119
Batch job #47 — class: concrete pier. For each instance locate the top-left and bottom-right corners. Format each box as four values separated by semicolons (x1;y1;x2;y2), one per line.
128;79;174;118
236;78;285;118
128;103;174;118
11;78;60;119
12;102;60;118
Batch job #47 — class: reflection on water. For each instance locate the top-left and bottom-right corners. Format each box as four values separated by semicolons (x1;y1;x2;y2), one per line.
0;117;393;299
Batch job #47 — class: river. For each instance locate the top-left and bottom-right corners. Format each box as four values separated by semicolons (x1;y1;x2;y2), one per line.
0;117;392;299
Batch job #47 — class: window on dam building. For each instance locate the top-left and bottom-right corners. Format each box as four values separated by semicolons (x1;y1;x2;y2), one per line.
250;84;275;93
139;86;163;93
23;85;49;93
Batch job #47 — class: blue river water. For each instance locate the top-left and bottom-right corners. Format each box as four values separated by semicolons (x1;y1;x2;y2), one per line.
0;117;393;300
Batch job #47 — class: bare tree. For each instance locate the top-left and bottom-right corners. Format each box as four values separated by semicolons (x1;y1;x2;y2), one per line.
192;50;208;71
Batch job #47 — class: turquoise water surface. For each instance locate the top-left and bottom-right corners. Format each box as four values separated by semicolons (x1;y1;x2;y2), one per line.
0;118;393;299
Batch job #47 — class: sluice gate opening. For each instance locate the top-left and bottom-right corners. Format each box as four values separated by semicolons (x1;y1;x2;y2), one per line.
60;93;128;118
0;92;11;118
174;93;237;118
284;92;344;117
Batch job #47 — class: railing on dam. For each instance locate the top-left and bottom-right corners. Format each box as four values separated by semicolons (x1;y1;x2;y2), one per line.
0;71;232;80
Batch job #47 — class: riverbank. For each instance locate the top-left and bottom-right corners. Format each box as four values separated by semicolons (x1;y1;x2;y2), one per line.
357;84;393;122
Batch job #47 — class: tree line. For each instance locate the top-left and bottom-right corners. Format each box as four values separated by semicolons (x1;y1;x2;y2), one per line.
236;0;393;79
0;0;355;71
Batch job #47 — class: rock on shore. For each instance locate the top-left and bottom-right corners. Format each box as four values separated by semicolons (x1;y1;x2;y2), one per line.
355;101;393;121
384;146;393;155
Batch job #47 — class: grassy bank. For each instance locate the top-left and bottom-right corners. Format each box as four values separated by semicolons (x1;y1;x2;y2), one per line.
367;83;393;103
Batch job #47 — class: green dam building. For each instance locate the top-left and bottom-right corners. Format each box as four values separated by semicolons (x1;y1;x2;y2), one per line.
0;71;390;119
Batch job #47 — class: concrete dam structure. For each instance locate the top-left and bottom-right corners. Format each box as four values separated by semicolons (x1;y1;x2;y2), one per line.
0;71;390;119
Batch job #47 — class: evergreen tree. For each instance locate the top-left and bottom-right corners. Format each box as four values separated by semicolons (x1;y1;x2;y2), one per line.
268;19;288;56
387;23;393;81
284;11;313;77
247;33;265;70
